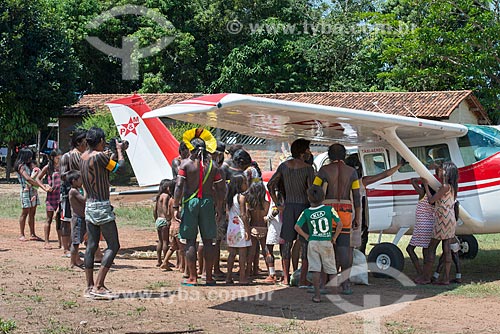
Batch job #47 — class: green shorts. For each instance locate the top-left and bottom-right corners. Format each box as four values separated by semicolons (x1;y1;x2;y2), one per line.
180;196;216;240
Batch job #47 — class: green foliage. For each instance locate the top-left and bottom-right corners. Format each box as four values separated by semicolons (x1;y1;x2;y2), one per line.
79;109;119;141
3;0;500;132
145;281;170;290
0;0;79;144
373;0;500;121
78;109;132;185
41;318;71;334
0;318;17;334
167;121;203;142
61;300;78;310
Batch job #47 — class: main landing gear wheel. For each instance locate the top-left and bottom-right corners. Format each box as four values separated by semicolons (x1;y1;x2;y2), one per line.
457;235;478;259
368;242;405;278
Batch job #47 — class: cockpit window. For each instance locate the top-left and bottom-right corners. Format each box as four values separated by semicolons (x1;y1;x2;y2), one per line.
458;125;500;164
397;144;451;173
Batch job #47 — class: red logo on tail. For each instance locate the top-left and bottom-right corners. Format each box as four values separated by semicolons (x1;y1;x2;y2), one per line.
120;117;140;136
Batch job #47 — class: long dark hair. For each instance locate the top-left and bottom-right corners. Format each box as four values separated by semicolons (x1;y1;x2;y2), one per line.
227;174;246;209
442;161;459;198
245;181;266;210
232;149;252;169
156;179;172;202
14;148;33;173
48;149;63;175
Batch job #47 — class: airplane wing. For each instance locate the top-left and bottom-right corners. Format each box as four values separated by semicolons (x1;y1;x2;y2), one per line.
142;93;468;145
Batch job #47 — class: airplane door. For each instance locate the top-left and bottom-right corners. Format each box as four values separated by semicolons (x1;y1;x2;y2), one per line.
359;147;394;232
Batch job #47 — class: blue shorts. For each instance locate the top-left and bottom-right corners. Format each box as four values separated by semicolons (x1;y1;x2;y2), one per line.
71;215;86;245
20;188;39;208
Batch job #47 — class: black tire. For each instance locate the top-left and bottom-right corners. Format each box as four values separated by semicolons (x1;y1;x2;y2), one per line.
368;242;405;278
457;235;478;259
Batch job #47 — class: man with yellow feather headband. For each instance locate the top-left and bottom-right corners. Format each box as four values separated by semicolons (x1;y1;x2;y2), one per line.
172;128;226;286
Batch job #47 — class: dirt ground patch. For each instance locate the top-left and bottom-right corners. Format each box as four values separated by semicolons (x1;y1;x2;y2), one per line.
1;184;500;333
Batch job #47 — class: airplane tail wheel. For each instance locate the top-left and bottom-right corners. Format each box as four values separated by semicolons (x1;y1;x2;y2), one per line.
457;235;478;259
368;242;405;278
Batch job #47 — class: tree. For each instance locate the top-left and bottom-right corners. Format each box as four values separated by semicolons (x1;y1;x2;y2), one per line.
373;0;500;122
0;0;79;178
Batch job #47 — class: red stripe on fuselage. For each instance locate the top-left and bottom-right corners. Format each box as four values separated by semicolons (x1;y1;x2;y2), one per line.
107;95;179;164
367;152;500;197
368;179;500;198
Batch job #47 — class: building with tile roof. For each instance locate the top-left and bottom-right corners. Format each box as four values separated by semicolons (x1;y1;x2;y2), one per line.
60;90;490;172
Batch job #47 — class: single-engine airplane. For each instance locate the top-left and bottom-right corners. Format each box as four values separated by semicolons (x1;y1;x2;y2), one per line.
107;93;500;276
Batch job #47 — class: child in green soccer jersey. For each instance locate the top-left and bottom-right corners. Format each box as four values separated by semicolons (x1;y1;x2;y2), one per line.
295;185;343;303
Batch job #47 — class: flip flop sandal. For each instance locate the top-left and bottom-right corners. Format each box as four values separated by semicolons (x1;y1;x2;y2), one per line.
30;235;43;242
181;281;198;287
19;236;27;242
90;290;117;300
307;288;329;295
312;296;321;303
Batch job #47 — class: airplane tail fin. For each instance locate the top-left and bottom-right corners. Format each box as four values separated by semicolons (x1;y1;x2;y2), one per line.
106;94;179;186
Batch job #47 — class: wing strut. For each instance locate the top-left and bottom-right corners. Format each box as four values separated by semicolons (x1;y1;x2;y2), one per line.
374;127;440;188
375;127;485;231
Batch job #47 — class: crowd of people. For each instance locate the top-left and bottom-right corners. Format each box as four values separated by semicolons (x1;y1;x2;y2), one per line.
13;125;462;301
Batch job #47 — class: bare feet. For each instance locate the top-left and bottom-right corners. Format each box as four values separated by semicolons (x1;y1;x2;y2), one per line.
433;281;450;286
414;277;431;285
160;261;172;270
70;262;84;269
264;275;276;284
19;235;27;242
30;235;43;242
43;243;52;250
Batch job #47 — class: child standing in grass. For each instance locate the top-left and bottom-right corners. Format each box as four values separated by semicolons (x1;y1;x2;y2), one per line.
295;185;342;303
154;179;173;267
226;174;251;285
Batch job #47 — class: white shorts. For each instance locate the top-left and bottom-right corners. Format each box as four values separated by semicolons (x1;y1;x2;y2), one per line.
307;240;337;275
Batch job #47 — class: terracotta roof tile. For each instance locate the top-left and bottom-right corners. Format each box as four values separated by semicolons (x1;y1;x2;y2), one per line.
62;90;490;123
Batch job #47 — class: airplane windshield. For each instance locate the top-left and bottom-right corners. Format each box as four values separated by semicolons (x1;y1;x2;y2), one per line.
458;125;500;164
